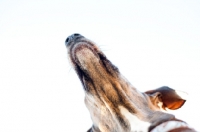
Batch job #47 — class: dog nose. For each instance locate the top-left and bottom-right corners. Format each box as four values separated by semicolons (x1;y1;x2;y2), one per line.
65;33;82;46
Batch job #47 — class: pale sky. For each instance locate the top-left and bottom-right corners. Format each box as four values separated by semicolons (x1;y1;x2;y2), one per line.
0;0;200;131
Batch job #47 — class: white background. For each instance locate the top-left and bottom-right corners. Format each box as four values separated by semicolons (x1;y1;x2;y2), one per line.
0;0;200;131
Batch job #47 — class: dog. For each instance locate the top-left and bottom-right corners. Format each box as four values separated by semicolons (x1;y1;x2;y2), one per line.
65;34;196;132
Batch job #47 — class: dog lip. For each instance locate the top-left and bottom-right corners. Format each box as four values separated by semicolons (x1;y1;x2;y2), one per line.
68;41;99;89
71;41;97;61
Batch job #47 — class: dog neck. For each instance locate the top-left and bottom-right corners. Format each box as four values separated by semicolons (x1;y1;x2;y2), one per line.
149;119;195;132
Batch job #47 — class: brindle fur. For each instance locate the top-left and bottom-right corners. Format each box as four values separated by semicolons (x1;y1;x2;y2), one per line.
65;34;186;132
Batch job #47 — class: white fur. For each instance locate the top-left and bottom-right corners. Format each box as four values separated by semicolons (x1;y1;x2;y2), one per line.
151;121;190;132
119;106;150;132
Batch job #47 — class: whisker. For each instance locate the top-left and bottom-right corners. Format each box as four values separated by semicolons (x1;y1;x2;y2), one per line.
68;67;72;74
98;45;111;52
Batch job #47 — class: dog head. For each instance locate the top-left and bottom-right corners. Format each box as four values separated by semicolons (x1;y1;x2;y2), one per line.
66;34;187;132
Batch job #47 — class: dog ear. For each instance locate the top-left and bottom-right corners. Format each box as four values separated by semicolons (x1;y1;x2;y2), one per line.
145;86;187;110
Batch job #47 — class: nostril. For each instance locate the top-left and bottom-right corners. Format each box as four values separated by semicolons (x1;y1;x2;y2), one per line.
66;37;70;43
74;33;80;36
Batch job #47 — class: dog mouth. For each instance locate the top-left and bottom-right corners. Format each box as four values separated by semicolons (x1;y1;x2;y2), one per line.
66;34;119;91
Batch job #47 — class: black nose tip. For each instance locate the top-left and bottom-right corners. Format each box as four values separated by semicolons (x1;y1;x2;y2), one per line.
73;33;81;36
65;33;82;46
